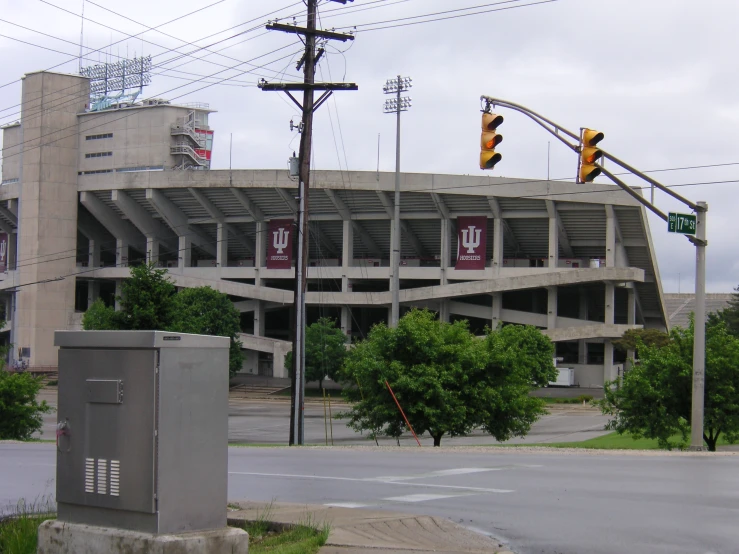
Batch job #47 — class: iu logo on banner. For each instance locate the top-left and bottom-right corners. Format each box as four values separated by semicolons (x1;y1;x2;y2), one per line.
267;220;294;269
455;216;487;270
0;233;7;273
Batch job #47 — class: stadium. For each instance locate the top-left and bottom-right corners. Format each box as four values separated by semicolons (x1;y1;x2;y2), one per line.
0;70;668;387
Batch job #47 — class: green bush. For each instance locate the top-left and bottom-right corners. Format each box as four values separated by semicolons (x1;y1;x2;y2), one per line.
0;370;52;440
0;499;55;554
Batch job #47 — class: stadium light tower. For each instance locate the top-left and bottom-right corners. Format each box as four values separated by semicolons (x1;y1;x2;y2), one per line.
383;75;412;328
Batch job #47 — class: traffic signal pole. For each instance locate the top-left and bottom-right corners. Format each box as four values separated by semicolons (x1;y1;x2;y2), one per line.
691;203;707;450
480;95;709;450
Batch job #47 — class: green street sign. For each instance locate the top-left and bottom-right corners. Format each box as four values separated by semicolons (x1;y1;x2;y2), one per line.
668;212;696;235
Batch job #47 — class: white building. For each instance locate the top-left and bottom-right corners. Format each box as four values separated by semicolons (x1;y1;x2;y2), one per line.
0;70;667;386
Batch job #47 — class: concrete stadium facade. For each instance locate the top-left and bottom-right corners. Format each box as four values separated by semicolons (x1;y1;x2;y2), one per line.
0;71;667;387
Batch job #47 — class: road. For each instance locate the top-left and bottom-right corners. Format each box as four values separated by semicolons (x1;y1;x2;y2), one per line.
36;389;611;446
2;443;736;554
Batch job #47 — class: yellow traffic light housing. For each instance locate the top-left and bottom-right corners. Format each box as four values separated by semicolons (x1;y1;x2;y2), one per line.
480;112;504;170
578;128;604;183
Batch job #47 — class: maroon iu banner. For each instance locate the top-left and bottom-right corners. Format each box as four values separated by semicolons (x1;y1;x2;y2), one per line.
455;216;487;270
0;233;7;272
267;219;294;269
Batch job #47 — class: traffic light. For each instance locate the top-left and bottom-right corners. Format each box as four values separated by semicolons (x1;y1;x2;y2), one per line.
578;128;604;183
480;112;503;170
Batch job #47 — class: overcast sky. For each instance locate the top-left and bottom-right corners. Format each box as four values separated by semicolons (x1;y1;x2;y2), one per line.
1;0;737;293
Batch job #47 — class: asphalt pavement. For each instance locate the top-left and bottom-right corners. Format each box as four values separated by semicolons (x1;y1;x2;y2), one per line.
2;443;737;554
35;388;612;446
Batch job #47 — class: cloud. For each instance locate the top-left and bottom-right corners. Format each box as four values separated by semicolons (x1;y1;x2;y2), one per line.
0;0;737;292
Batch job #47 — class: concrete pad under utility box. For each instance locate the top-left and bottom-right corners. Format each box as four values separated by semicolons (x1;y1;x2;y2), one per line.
37;521;248;554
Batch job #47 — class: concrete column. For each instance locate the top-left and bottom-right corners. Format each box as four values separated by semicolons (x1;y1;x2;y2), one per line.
116;239;129;268
578;290;588;364
547;286;557;329
439;301;450;323
254;221;266;286
606;208;616;268
178;236;191;270
88;239;101;269
341;306;352;337
440;219;451;284
146;238;159;266
342;220;353;293
216;223;228;267
492;217;503;275
15;71;89;367
604;340;615;383
548;216;559;269
491;292;502;329
273;343;289;379
253;301;265;337
605;282;615;325
626;287;636;370
115;280;123;311
87;281;100;309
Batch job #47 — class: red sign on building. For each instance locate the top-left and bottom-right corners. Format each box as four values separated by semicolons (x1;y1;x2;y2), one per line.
455;216;487;270
0;233;8;272
267;220;294;269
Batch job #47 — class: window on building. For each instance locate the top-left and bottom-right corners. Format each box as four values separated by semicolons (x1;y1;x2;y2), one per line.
85;152;113;158
78;169;114;175
85;133;113;140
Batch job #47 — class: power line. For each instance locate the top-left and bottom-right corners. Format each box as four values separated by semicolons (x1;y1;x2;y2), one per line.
325;0;556;33
38;1;300;82
0;43;304;163
0;0;233;92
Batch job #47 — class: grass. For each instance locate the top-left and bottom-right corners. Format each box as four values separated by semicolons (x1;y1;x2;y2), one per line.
542;394;595;405
1;499;329;554
230;503;330;554
0;499;55;554
497;431;736;450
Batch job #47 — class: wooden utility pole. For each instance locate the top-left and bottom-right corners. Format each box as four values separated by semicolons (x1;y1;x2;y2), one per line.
260;1;357;445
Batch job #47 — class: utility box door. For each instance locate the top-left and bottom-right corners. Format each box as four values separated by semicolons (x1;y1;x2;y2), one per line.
57;348;158;514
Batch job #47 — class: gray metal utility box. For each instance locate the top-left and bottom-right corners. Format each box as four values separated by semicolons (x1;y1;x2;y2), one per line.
53;331;230;534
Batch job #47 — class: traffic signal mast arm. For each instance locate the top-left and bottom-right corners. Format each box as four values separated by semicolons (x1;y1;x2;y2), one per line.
479;95;700;220
480;94;708;452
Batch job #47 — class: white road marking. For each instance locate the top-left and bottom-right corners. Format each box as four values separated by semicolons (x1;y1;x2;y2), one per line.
374;464;542;483
383;493;470;503
375;467;495;482
325;502;372;509
228;471;514;494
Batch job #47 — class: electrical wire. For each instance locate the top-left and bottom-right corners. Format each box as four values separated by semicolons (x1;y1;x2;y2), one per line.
0;0;233;92
339;0;558;32
0;43;305;164
0;1;305;119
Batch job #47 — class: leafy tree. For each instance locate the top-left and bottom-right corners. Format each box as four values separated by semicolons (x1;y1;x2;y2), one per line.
117;263;176;331
475;324;557;442
285;318;348;391
710;285;739;337
168;286;244;377
599;318;739;451
0;367;52;440
339;309;555;446
82;298;120;330
613;328;670;353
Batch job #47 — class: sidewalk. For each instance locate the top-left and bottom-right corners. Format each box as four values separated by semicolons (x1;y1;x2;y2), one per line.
228;501;514;553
